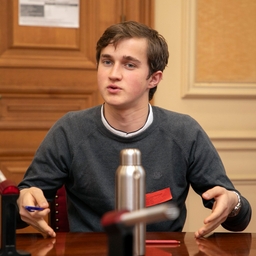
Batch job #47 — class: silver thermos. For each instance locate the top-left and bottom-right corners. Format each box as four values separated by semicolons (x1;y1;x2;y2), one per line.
116;148;146;256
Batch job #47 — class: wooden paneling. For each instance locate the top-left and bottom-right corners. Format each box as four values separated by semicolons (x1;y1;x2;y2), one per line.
0;92;96;124
123;0;154;24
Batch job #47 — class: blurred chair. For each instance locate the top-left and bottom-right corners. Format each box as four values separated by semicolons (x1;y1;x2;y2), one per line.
50;185;69;232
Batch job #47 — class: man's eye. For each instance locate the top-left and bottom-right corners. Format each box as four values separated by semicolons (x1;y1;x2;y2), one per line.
102;60;112;65
125;63;136;69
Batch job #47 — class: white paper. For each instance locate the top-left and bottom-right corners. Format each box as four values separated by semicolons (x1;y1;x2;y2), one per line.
19;0;79;28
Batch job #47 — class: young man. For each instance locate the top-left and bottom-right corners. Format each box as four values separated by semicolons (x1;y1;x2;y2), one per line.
17;21;251;239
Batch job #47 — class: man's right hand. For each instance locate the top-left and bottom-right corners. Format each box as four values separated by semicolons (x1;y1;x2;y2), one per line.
17;187;56;238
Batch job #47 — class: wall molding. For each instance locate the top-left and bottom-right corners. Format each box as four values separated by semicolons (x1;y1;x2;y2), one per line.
181;0;256;98
209;130;256;151
208;130;256;181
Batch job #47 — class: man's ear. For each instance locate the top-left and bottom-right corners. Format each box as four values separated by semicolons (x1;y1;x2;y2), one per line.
148;71;163;88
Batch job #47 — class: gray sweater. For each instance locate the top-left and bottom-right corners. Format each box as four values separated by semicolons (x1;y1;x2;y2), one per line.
18;105;251;232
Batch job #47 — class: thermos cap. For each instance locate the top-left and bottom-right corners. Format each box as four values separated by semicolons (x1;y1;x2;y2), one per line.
120;149;141;166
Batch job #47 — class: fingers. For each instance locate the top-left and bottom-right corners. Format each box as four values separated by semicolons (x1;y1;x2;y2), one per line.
203;201;223;224
30;187;49;208
19;187;49;208
19;207;56;237
22;214;56;238
35;219;56;238
18;187;49;221
195;216;225;238
202;186;224;201
17;187;56;238
195;187;236;238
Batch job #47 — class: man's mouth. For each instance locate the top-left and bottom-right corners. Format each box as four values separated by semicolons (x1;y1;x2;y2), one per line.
107;85;121;92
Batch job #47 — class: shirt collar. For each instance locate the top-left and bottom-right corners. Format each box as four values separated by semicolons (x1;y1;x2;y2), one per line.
101;104;153;138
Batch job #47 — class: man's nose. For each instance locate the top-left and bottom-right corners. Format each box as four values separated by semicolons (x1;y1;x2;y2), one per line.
109;64;122;80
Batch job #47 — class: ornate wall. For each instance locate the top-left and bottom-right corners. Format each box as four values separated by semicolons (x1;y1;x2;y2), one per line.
155;0;256;232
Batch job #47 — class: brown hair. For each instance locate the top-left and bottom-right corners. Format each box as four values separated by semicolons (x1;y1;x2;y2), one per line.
96;21;169;100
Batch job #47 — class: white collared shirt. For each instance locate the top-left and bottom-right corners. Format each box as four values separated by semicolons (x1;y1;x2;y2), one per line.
101;104;153;138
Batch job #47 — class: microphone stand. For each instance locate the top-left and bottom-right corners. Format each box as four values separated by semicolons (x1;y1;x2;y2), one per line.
101;203;179;256
0;171;30;256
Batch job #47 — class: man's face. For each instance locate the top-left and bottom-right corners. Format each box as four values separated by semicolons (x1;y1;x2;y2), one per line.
97;38;156;109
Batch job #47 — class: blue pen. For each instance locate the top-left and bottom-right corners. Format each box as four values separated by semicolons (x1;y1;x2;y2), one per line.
24;206;44;212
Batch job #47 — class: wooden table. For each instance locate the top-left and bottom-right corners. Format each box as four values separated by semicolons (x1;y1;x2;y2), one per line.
14;232;256;255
